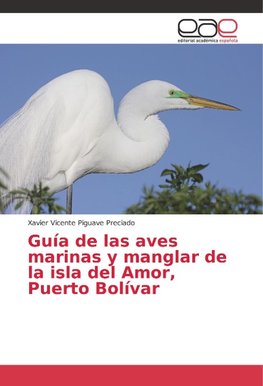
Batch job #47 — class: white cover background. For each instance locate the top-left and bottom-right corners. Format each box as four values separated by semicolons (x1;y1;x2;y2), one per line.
0;14;262;43
0;14;262;365
0;215;262;364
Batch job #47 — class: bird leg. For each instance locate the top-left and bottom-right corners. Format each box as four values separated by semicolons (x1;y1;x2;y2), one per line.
66;184;73;214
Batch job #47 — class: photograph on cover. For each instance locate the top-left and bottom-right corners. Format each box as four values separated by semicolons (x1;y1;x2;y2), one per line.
0;44;262;214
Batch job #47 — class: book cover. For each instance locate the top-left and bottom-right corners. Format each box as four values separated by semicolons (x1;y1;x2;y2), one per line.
0;12;262;386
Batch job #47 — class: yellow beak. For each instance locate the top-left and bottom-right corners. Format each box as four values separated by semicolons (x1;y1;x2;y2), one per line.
187;96;239;111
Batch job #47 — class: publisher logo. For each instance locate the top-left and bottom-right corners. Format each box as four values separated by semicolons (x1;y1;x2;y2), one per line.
177;18;238;43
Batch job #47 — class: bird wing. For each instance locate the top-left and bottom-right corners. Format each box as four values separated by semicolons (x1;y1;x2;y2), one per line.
0;90;62;192
0;70;115;193
43;71;115;190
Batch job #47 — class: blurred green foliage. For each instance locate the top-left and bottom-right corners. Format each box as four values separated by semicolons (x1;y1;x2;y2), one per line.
126;163;262;214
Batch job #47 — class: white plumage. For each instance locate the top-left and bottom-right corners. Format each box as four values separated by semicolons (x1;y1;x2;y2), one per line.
0;69;238;211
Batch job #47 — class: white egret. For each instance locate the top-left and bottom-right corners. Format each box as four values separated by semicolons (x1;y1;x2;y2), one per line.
0;69;238;213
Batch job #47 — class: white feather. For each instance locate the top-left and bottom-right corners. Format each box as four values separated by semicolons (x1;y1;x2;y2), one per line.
0;69;234;213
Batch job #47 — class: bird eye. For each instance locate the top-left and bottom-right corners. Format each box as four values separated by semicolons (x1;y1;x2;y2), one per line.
169;90;176;96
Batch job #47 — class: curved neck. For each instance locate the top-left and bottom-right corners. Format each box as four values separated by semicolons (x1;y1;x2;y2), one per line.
95;103;170;174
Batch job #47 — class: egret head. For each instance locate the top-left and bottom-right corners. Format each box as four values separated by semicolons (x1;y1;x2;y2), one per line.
166;84;239;111
125;80;239;114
